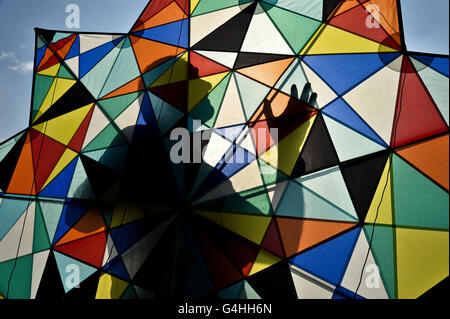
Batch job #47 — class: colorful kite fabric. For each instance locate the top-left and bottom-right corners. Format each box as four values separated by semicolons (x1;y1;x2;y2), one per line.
0;0;448;300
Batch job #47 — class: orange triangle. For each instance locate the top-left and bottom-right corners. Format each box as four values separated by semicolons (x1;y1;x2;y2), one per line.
237;58;294;88
276;217;357;257
332;0;365;17
55;208;106;246
396;134;449;190
133;1;187;32
130;36;186;74
7;132;36;195
100;76;146;100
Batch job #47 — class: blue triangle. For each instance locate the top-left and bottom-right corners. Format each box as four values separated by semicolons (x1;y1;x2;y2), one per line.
290;227;361;287
110;222;149;254
215;125;246;143
137;91;160;137
322;98;387;146
65;35;80;60
52;197;90;245
332;285;365;299
40;157;78;199
103;257;130;281
36;46;47;69
133;19;189;48
302;53;400;95
79;36;124;78
412;54;449;77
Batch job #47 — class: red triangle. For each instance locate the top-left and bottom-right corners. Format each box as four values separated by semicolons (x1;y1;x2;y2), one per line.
391;56;448;148
149;80;187;112
30;129;67;192
37;35;76;72
260;219;285;258
175;0;189;14
68;105;95;152
132;0;174;32
196;233;244;290
54;232;107;268
189;51;230;79
329;4;401;50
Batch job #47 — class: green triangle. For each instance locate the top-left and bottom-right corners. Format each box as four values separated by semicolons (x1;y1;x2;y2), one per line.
57;64;75;80
196;186;273;215
258;158;289;186
98;92;142;120
263;3;322;53
54;251;97;293
82;124;128;152
33;202;51;253
392;154;449;230
190;73;232;127
363;224;396;299
32;75;55;121
121;285;137;299
0;254;33;299
39;201;65;243
192;0;254;16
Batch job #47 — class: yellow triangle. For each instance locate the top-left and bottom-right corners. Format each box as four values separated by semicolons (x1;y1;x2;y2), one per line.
33;103;93;145
95;273;129;299
188;71;229;111
37;63;61;77
151;51;188;87
396;228;449;299
41;148;78;190
33;77;77;123
195;211;271;244
365;155;393;225
110;203;146;228
249;249;281;276
260;115;316;175
300;24;398;55
191;0;201;14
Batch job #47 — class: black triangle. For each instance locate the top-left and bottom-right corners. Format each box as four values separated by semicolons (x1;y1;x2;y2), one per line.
234;52;294;69
340;150;390;222
36;28;56;44
291;113;339;178
35;250;66;299
33;81;97;125
192;2;257;52
0;131;28;192
246;261;297;299
323;0;342;22
80;154;120;198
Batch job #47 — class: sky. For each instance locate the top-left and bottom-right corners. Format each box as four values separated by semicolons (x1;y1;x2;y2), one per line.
0;0;449;142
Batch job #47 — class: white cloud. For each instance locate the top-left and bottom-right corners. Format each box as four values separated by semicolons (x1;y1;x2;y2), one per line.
0;51;33;74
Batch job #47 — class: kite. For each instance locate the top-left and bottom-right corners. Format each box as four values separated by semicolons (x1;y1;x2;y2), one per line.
0;0;448;300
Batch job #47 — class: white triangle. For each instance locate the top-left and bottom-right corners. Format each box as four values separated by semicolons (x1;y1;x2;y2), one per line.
122;217;174;278
65;56;79;78
214;76;246;128
323;115;386;162
102;234;118;267
296;166;358;220
114;94;142;141
241;4;294;55
301;61;337;109
31;250;50;299
195;50;238;69
79;34;121;54
190;4;251;47
0;202;35;263
267;180;288;211
82;105;110;149
343;56;402;145
196;160;263;204
340;229;389;299
290;264;335;299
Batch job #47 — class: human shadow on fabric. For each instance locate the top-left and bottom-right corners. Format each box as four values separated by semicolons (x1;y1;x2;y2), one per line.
59;58;316;300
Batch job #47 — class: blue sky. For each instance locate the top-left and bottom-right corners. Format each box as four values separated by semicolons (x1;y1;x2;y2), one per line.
0;0;449;142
